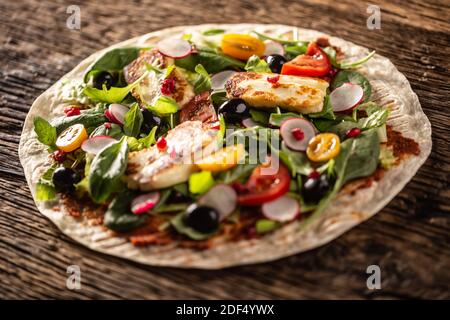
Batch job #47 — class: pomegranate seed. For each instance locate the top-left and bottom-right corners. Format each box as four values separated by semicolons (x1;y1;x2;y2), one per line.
291;128;305;141
52;150;66;162
104;122;111;129
308;170;320;179
64;106;80;117
156;136;167;151
346;127;362;138
161;78;175;95
267;75;280;84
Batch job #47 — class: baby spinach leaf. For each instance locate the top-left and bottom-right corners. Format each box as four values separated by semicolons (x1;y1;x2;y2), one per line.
352;101;380;120
84;47;140;82
217;162;258;184
138;126;158;148
284;44;308;60
202;28;225;36
35;165;57;201
148;96;180;115
210;90;227;106
90;123;123;139
171;212;217;240
323;47;339;68
361;109;389;130
176;48;245;73
308;95;336;120
123;103;143;137
88;136;128;203
278;143;313;176
33;117;57;147
331;70;371;102
104;189;147;232
269;112;302;127
193;64;211;94
52;107;107;134
244;55;272;73
249;109;270;125
189;171;215;194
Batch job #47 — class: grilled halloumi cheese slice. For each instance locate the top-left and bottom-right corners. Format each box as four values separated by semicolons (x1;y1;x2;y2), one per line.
124;49;195;108
226;72;329;114
125;121;218;191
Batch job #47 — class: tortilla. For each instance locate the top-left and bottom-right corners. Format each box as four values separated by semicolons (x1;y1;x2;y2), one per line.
18;24;431;269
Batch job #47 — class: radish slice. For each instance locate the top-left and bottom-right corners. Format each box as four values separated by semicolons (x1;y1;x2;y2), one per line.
198;184;237;221
280;118;316;151
330;83;364;112
156;38;192;59
211;70;236;91
131;192;160;215
108;103;129;125
262;195;300;222
242;118;259;128
81;136;117;154
263;40;285;56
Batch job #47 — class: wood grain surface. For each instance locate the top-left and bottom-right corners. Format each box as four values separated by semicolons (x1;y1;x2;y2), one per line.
1;0;449;299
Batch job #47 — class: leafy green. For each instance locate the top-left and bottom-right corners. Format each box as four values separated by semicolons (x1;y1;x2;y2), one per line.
255;219;281;234
323;47;339;68
138;126;157;148
188;171;215;194
202;28;225;36
331;70;372;102
52;106;107;134
340;51;375;69
148;96;179;116
171;212;217;240
379;145;396;169
244;55;272;73
249;109;270;125
88;137;128;203
269;112;302;127
126;136;143;152
123;103;143;137
278;143;313;176
284;44;308;60
361;109;389;130
301;129;380;229
352;101;381;120
35;165;57;201
210;90;227;106
252;31;306;45
84;47;140;82
308;95;336;120
193;64;211;94
103;189;147;232
175;48;245;73
90;123;123;139
33;117;57;147
217;162;257;184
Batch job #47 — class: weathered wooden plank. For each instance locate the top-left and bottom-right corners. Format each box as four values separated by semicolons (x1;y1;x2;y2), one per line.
0;0;449;299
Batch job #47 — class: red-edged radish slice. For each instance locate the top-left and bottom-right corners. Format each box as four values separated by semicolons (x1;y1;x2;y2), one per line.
262;195;299;222
211;70;236;91
81;136;117;154
242;118;259;128
198;184;237;221
131;192;160;215
156;38;192;59
280;118;316;151
108;103;129;125
263;40;285;56
330;83;364;112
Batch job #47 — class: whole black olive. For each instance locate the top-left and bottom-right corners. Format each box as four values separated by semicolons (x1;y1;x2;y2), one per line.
93;71;115;90
218;99;249;123
52;167;81;193
302;174;331;204
141;108;162;133
265;54;287;74
183;204;220;233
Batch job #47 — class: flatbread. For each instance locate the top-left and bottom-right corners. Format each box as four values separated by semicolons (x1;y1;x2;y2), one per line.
19;24;431;269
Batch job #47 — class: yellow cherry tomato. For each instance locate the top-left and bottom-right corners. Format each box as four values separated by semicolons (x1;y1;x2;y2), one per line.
196;144;245;172
221;34;265;60
56;124;88;152
306;133;341;162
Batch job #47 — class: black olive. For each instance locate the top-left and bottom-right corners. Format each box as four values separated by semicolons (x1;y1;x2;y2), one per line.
265;54;287;74
141;108;162;133
183;204;219;233
52;167;81;193
218;99;249;123
93;71;115;90
302;174;331;203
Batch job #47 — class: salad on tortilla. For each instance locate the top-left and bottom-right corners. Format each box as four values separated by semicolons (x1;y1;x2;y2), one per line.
23;25;427;265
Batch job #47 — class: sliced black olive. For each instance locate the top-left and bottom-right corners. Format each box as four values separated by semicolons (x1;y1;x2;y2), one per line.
93;71;115;90
302;174;331;204
266;54;287;74
141;108;162;134
183;204;219;233
218;99;249;123
52;167;81;193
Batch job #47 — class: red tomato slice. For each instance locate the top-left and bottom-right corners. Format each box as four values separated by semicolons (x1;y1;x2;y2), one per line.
281;42;331;77
237;163;291;206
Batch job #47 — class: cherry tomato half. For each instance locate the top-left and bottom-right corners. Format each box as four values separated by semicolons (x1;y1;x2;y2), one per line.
237;162;291;206
221;34;265;61
306;133;340;162
56;124;88;152
281;42;331;77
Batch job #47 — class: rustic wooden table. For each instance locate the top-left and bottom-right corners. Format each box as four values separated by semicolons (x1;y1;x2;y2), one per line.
1;0;449;299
